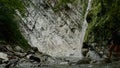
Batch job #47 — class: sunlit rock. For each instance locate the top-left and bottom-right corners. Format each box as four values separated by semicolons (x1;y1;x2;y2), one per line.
18;0;91;58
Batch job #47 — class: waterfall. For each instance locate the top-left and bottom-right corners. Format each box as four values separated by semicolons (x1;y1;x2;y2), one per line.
80;0;92;46
18;0;92;58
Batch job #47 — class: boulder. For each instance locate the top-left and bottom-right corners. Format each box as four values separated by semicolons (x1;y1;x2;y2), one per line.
27;54;41;63
0;45;8;52
76;58;91;64
0;52;8;61
14;46;24;53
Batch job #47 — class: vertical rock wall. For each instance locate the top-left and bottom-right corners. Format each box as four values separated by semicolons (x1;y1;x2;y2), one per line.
18;0;89;58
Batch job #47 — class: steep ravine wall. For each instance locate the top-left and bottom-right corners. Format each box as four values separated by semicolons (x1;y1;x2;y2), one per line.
18;0;91;58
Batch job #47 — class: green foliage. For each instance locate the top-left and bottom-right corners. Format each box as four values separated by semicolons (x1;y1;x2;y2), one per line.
85;0;120;44
81;0;89;16
0;0;30;50
53;0;78;11
0;0;25;16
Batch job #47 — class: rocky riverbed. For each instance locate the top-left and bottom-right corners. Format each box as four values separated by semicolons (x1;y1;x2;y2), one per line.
0;60;120;68
0;43;120;68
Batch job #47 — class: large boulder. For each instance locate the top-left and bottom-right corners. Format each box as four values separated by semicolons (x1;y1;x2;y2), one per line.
0;52;8;62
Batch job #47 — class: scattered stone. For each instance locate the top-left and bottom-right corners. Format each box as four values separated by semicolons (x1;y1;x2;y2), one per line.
5;56;19;68
60;62;68;65
88;65;93;68
0;52;8;62
31;47;39;52
0;45;9;52
76;58;91;64
14;46;24;53
27;54;41;63
86;50;102;62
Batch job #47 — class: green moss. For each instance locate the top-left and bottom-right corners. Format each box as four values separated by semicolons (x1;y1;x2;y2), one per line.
53;0;79;11
0;0;30;50
82;0;89;16
85;0;120;44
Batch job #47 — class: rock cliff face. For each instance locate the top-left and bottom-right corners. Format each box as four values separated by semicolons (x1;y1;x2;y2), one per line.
18;0;90;58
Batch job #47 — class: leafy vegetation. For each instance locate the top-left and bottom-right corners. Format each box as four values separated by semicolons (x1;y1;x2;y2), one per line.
0;0;30;50
85;0;120;45
53;0;81;11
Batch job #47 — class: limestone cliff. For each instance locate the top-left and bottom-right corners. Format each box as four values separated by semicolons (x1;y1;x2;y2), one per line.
18;0;91;58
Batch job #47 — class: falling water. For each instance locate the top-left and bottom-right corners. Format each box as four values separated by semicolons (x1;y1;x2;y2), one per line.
79;0;92;49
